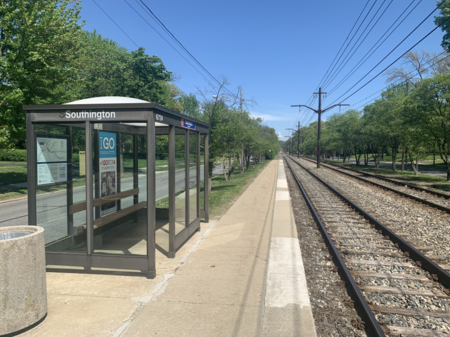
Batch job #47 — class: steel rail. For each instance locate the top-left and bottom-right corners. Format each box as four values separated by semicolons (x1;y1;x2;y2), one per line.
283;156;386;337
298;156;450;214
288;156;450;289
303;155;450;200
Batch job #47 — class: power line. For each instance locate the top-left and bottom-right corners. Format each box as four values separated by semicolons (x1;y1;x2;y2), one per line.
329;1;448;106
92;0;139;48
296;0;371;126
312;0;371;96
136;0;227;91
322;0;393;89
320;0;379;90
340;51;450;113
302;51;449;126
121;0;220;91
326;0;422;96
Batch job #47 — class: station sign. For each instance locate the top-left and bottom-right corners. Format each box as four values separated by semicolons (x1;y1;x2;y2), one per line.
181;118;196;130
60;110;116;121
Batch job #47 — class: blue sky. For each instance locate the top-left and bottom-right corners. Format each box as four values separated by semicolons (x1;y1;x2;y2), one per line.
79;0;445;140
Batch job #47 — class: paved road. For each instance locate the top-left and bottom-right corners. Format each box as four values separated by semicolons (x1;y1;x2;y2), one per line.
0;164;226;232
320;158;448;179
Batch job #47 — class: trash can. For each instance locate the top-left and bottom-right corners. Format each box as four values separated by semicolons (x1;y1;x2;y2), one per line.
0;226;47;335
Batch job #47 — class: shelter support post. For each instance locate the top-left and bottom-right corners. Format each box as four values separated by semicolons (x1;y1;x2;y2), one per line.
204;133;209;223
133;134;138;205
26;114;37;226
146;113;156;278
168;125;176;258
196;132;200;225
85;122;94;256
185;130;189;228
67;126;74;236
94;131;100;220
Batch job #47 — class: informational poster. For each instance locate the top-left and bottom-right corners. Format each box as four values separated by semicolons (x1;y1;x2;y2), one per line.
99;132;117;216
37;136;68;186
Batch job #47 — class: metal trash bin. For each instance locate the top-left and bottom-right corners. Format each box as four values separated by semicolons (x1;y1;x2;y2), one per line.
0;226;47;335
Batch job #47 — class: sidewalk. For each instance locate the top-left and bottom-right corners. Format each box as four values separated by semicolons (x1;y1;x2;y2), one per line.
23;159;316;337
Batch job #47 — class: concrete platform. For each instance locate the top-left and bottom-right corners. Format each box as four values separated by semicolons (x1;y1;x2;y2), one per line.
22;159;316;337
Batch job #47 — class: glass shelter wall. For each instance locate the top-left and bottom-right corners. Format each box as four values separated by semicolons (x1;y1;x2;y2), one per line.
189;130;198;224
175;128;186;235
35;123;87;252
91;122;148;256
155;131;170;254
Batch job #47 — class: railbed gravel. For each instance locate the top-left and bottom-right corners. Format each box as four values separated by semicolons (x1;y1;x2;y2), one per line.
284;163;367;337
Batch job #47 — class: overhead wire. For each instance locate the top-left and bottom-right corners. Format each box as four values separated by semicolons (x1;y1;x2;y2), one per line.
94;0;239;97
319;0;379;90
93;0;220;91
326;0;422;96
328;1;448;106
295;0;371;126
136;0;230;93
308;0;371;100
92;0;139;48
340;51;450;113
322;0;393;89
121;0;224;92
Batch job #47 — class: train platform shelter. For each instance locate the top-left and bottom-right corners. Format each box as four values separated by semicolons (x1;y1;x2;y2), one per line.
24;97;210;278
21;158;317;337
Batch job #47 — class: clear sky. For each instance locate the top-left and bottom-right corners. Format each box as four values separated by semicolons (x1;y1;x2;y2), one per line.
79;0;445;141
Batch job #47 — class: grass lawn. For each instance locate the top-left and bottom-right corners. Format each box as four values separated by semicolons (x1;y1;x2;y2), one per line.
318;158;450;192
0;161;27;165
0;165;27;186
154;160;271;218
204;160;270;217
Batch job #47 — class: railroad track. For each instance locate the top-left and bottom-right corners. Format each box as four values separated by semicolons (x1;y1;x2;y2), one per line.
290;155;450;272
299;155;450;213
284;155;450;337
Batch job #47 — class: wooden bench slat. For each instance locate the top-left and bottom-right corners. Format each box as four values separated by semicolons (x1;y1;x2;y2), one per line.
70;188;139;214
77;201;146;230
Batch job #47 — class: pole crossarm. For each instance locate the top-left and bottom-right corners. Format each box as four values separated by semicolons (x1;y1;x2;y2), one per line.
290;87;349;169
322;103;350;113
291;104;317;113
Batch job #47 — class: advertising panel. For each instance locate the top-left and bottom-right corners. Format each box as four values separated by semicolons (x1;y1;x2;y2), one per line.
99;132;117;216
79;151;86;176
37;136;68;186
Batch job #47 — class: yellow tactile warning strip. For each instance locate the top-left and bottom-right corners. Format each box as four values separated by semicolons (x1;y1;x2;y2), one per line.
262;160;317;336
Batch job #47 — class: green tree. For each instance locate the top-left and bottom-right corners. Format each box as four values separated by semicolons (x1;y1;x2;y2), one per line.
181;93;201;119
435;1;450;52
0;0;85;148
408;73;450;180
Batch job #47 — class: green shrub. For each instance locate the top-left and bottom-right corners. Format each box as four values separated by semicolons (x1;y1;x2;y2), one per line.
0;149;27;161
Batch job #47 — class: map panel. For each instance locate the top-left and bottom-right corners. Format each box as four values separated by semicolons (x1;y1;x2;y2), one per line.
37;137;67;163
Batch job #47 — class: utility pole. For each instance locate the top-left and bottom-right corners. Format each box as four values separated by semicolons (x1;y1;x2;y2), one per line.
286;128;295;156
240;88;243;111
297;121;300;158
292;87;349;168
